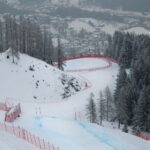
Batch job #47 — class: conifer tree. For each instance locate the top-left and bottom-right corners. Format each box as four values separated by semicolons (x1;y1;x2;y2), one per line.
57;37;64;71
133;87;150;133
98;91;105;125
105;86;113;121
86;93;97;123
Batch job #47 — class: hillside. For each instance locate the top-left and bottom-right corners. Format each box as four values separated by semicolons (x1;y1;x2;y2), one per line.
0;50;86;102
0;52;150;150
0;56;149;150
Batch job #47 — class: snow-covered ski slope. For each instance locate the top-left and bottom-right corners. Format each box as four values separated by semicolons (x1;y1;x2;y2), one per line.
0;53;150;150
0;130;37;150
14;115;150;150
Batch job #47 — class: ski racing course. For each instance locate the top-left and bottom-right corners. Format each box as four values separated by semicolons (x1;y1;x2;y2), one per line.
2;56;150;150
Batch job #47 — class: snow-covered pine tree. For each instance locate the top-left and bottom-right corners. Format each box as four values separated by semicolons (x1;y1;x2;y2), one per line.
86;93;97;123
0;20;3;52
57;37;64;71
119;33;133;68
116;87;128;129
98;91;106;126
133;87;150;133
114;67;127;105
104;86;113;121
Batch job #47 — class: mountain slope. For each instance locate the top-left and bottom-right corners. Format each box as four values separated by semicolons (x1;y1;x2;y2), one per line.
0;53;149;150
0;50;86;102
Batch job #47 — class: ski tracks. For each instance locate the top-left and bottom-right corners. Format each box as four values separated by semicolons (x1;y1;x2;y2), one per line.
78;122;135;150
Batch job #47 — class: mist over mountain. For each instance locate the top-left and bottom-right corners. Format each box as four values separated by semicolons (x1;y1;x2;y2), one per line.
0;0;150;56
83;0;150;12
1;0;150;12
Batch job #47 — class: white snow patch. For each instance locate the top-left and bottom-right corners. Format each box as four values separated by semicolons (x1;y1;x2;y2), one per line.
51;0;79;7
69;19;95;33
0;130;37;150
64;58;108;70
101;24;120;35
125;27;150;35
0;111;5;122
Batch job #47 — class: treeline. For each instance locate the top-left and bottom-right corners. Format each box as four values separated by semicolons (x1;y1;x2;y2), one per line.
0;14;55;64
105;31;150;133
86;86;115;126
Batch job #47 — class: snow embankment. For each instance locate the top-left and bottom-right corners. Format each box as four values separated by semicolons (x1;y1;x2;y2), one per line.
0;50;86;102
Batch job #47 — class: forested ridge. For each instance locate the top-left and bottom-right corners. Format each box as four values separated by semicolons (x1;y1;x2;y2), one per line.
0;14;55;64
106;31;150;133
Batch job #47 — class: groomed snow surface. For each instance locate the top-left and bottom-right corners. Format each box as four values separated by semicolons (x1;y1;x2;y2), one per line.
64;57;108;70
0;52;150;150
0;130;37;150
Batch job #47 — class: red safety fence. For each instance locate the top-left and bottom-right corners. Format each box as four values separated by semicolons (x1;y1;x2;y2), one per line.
64;55;112;72
136;133;150;141
5;104;21;122
0;102;21;122
106;57;119;64
0;122;59;150
0;102;11;112
54;55;119;72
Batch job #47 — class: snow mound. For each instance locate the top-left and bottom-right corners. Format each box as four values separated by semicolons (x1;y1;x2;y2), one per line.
0;51;86;102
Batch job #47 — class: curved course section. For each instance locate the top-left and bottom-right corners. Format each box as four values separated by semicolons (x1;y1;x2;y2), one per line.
64;56;115;72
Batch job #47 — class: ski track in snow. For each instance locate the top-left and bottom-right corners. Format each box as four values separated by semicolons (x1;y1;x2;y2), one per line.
78;122;133;150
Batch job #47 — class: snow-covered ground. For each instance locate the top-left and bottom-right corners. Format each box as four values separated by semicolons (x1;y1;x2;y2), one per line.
0;50;85;103
101;24;121;35
51;0;79;7
125;27;150;35
0;52;150;150
0;111;5;122
68;19;95;33
0;130;37;150
64;57;108;70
